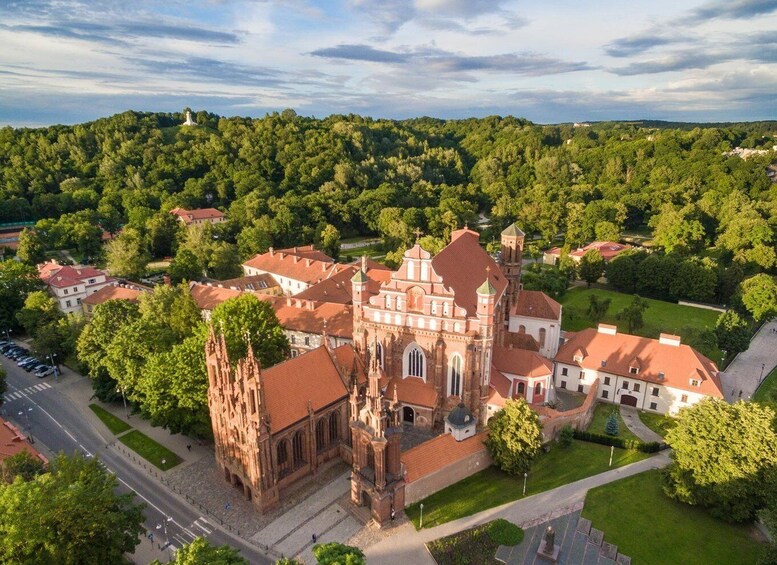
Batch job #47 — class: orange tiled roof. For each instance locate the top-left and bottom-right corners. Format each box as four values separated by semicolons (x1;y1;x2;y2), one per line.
401;431;488;483
492;346;553;378
503;332;540;352
170;207;225;224
332;344;368;385
488;368;512;407
190;283;242;311
295;260;391;304
263;346;349;433
546;241;631;261
431;229;507;316
555;327;724;397
0;417;47;465
386;375;438;408
242;246;344;285
202;274;279;292
512;290;561;321
82;285;142;306
38;262;110;288
267;297;354;339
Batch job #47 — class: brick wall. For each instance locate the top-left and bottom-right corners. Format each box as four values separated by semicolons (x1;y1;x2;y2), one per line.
540;380;599;442
404;447;492;505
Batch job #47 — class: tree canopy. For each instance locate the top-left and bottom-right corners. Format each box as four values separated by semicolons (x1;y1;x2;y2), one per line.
485;398;543;475
152;537;247;565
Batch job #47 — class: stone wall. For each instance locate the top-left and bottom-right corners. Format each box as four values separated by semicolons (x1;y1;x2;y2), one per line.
539;380;599;442
404;446;492;505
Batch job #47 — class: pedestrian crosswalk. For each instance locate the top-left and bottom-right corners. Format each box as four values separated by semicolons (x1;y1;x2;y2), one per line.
4;382;52;401
170;517;213;549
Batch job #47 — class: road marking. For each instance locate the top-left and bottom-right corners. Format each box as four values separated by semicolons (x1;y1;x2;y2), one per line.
183;527;197;539
193;519;212;534
199;517;212;527
173;534;189;546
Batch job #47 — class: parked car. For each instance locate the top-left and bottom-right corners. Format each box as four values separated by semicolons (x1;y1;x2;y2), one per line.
17;356;36;366
20;359;40;370
35;366;55;378
29;363;48;373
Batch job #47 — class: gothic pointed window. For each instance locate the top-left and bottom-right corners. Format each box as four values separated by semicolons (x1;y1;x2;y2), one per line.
292;431;305;468
329;411;339;442
517;382;525;395
403;343;426;380
448;354;462;397
376;341;384;369
316;418;326;450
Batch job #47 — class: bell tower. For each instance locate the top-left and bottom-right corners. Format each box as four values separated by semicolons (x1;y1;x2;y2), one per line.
500;223;525;319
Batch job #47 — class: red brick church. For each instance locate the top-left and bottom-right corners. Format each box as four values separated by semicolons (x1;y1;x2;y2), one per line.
205;224;563;524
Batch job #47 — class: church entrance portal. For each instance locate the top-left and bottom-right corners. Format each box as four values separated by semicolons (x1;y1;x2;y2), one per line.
361;490;371;510
403;406;415;424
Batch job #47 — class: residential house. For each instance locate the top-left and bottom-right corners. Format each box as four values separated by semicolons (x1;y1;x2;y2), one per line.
170;207;225;226
81;283;148;318
543;241;631;265
38;260;115;314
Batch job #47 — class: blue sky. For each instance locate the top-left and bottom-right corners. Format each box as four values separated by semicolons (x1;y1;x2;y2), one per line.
1;0;776;126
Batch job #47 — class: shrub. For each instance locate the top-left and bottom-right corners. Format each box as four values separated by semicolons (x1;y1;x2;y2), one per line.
605;412;620;436
573;430;661;453
486;519;524;545
559;425;574;447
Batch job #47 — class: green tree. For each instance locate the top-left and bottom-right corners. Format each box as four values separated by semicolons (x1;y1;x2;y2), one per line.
586;295;611;325
606;253;639;293
151;537;247;565
578;249;605;287
0;260;41;331
209;294;289;367
594;221;620;242
236;218;272;260
739;274;777;322
617;295;648;334
485;398;542;475
170;248;204;283
0;453;145;564
605;412;619;436
146;212;180;258
207;241;241;280
16;291;61;336
77;299;141;378
318;223;341;260
16;228;46;265
714;310;750;357
105;228;149;279
0;451;45;484
663;399;777;522
649;204;706;254
312;542;366;565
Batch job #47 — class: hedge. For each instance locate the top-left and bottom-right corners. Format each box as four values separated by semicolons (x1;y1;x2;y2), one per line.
573;430;662;453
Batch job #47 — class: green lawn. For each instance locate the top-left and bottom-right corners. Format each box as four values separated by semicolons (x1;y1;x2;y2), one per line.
586;403;640;442
582;470;764;565
559;287;723;362
427;519;524;565
637;411;676;438
753;366;777;403
405;440;651;529
89;404;132;435
118;430;182;471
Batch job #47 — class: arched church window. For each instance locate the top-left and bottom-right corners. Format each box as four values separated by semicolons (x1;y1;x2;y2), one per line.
443;302;450;316
535;382;542;396
329;411;339;442
376;342;384;369
517;382;525;395
292;431;305;468
518;325;526;334
448;354;462;396
539;328;547;348
404;343;426;380
316;418;326;450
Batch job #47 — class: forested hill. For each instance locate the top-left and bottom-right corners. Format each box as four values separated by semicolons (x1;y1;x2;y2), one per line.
0;109;775;268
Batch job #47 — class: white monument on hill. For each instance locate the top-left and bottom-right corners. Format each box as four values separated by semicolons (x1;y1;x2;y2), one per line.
182;111;198;126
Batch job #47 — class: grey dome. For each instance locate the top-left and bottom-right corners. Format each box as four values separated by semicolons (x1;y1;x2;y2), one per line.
446;403;475;428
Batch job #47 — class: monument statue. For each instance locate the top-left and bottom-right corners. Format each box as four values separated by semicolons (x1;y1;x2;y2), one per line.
543;526;555;553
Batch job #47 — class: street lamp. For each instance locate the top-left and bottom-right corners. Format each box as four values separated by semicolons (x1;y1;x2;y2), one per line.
18;407;33;444
760;363;766;385
419;503;424;529
523;472;528;496
48;353;59;382
3;328;10;341
117;387;130;419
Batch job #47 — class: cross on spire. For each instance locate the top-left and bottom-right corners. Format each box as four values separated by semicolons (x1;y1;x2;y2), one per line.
414;228;423;242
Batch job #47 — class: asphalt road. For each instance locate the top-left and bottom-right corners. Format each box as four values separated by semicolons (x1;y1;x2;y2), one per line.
0;355;274;565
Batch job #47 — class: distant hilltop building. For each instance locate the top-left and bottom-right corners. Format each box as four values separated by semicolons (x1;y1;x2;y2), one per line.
182;110;198;126
543;241;631;265
573;122;591;128
724;146;773;159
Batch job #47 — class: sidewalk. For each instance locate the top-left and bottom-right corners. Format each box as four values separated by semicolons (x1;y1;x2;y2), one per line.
619;406;663;443
363;452;671;565
720;319;777;402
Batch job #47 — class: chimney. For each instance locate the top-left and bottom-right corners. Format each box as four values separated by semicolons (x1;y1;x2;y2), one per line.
659;333;681;347
293;256;299;263
269;247;274;256
597;323;617;335
361;255;367;271
306;259;311;267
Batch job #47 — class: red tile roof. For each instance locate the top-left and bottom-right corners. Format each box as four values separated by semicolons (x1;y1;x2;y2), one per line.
294;260;391;304
263;296;354;339
555;327;723;397
512;290;561;321
0;417;47;465
190;284;243;311
170;207;225;224
401;431;488;483
37;262;112;288
243;246;344;286
386;375;438;408
492;346;553;378
503;332;540;352
332;344;368;385
82;285;142;306
262;346;349;433
431;230;507;316
546;241;631;261
201;274;279;292
488;369;512;407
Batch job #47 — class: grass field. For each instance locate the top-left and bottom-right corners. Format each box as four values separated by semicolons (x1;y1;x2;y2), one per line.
582;470;764;565
427;519;524;565
637;411;676;438
753;366;777;403
89;404;132;435
586;403;640;442
405;440;651;529
559;287;723;362
118;430;182;470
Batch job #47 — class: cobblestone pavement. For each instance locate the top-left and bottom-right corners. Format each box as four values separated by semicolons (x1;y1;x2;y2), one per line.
164;453;353;547
400;423;439;451
721;319;777;402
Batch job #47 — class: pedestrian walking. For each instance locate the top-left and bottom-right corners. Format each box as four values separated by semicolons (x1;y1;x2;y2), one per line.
312;533;317;543
187;444;191;451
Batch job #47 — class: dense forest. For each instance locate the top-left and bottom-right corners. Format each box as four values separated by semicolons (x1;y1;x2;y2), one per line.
0;110;775;277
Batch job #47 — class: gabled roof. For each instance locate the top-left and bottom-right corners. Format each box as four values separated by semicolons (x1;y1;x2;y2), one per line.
503;332;540;352
488;368;512;407
190;284;242;311
401;431;488;483
242;246;344;286
555;327;723;397
512;290;561;321
38;262;112;288
501;223;525;237
201;274;279;292
295;260;392;304
265;296;354;338
431;229;507;317
82;285;142;306
262;346;349;434
546;241;631;261
492;346;553;378
170;207;225;223
386;375;438;408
